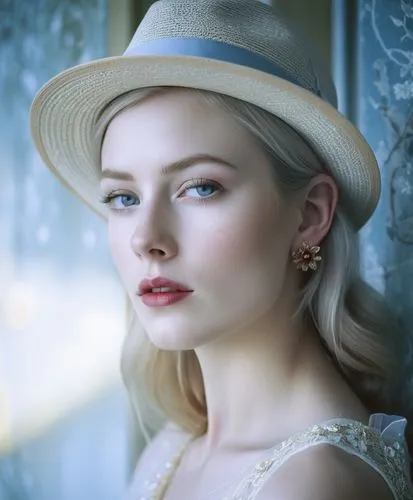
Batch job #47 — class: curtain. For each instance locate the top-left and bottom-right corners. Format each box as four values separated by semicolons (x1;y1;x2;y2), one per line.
0;1;128;498
334;0;413;391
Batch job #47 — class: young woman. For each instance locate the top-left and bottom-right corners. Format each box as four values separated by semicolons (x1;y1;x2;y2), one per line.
30;1;413;498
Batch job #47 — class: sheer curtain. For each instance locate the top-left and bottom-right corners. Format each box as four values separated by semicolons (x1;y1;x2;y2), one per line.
333;0;413;397
0;1;128;498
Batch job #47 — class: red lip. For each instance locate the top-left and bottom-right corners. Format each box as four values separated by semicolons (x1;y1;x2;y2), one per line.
138;277;192;296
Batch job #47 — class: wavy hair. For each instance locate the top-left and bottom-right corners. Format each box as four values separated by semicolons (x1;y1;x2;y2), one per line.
95;87;413;463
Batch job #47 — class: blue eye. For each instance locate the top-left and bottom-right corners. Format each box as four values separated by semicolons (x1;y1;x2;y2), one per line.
100;192;138;210
184;181;220;199
117;195;137;207
192;184;216;197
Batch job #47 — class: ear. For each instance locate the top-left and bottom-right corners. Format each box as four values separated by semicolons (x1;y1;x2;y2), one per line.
293;174;338;249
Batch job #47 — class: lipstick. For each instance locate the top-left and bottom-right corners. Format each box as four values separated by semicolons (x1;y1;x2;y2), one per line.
138;277;193;307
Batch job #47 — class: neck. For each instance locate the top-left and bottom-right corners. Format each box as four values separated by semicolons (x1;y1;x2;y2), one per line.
194;313;368;452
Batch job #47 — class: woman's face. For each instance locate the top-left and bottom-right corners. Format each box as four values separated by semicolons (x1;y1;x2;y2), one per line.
100;90;301;350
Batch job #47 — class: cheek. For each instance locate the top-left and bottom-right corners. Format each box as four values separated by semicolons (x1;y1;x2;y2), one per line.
107;223;121;259
107;222;133;278
190;203;294;330
197;203;291;271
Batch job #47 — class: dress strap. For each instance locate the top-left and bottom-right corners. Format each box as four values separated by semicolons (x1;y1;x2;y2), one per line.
231;415;412;500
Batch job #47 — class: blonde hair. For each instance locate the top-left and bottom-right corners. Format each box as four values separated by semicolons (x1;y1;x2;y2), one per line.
96;87;412;444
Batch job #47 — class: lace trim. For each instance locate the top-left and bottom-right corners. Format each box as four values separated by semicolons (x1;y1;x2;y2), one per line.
232;419;412;500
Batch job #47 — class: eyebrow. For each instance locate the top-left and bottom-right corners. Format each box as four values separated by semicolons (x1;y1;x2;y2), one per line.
100;154;237;181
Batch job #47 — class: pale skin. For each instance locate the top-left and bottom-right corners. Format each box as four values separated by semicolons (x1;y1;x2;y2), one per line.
100;90;393;499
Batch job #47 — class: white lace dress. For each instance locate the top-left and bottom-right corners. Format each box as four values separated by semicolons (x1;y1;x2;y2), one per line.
126;413;413;499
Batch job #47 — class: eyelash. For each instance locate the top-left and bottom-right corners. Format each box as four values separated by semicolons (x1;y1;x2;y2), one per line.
99;178;223;210
184;177;223;200
99;192;133;206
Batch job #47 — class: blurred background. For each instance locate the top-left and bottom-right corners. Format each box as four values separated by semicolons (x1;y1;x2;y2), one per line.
0;0;412;498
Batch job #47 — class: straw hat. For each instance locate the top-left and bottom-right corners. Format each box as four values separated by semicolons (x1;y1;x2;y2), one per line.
30;0;380;229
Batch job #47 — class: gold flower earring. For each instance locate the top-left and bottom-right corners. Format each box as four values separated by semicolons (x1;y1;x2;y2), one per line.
291;241;322;272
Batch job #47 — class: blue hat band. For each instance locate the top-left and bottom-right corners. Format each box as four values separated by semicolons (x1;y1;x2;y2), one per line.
125;37;320;97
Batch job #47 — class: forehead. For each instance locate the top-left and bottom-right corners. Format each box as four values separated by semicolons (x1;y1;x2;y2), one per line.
100;90;268;170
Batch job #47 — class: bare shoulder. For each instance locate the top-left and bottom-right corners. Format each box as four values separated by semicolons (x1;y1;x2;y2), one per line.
257;443;395;500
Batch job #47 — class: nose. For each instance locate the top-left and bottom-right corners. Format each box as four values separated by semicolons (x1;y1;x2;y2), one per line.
130;202;178;261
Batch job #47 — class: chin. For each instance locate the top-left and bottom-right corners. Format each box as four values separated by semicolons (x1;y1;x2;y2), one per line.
147;333;200;351
144;326;214;351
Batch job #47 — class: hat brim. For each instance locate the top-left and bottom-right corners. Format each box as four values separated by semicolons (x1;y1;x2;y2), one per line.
30;55;380;229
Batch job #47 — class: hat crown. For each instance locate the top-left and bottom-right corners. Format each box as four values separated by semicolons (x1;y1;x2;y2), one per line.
126;0;337;107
